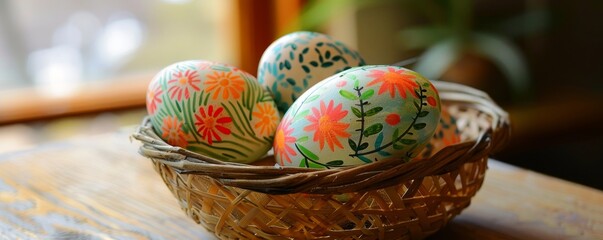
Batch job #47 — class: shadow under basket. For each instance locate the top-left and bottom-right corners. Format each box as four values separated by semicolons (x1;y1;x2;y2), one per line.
132;80;510;240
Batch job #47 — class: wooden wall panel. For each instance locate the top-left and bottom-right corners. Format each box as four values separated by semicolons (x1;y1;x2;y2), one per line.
235;0;305;74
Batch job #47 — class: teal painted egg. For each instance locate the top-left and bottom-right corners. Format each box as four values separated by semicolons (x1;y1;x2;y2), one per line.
146;60;280;163
257;31;365;114
273;66;441;169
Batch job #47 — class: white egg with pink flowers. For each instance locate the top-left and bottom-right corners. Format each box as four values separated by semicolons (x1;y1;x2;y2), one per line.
146;60;280;164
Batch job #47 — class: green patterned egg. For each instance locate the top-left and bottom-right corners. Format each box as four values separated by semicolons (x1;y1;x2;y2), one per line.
273;66;441;169
146;60;280;163
257;31;365;114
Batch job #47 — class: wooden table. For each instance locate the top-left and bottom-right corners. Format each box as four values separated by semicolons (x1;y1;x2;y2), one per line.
0;129;601;239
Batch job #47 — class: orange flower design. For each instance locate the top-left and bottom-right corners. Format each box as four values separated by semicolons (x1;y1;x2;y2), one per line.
274;116;296;165
146;85;163;115
194;105;232;145
161;116;189;148
304;100;351;151
366;67;418;98
252;102;279;137
168;70;201;101
442;133;461;146
205;71;245;100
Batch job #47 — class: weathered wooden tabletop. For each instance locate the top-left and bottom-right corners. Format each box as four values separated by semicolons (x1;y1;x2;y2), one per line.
0;129;601;239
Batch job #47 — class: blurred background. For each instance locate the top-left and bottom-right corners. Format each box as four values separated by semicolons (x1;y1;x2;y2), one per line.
0;0;601;189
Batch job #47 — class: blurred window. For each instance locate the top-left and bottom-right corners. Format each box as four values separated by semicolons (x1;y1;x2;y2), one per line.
0;0;237;96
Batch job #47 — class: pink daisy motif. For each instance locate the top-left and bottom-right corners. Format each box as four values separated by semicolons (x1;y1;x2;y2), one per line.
146;85;163;115
274;116;297;165
168;69;201;101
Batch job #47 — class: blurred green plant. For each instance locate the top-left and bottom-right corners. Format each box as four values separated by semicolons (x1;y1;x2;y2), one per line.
299;0;549;100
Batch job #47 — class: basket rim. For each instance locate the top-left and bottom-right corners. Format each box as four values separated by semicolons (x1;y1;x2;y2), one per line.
132;80;510;194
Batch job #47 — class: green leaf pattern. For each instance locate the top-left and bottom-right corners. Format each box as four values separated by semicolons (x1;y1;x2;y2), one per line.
257;31;366;114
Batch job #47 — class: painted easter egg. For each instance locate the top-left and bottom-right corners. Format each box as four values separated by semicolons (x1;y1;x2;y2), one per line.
273;65;441;169
146;60;280;163
257;31;366;114
418;107;461;159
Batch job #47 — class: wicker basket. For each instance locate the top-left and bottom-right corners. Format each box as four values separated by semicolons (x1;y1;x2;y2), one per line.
132;80;510;240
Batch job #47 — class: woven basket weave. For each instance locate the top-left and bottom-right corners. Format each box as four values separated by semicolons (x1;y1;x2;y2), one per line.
132;80;510;240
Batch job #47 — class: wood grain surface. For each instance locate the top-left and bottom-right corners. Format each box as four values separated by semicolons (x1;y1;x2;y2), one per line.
431;161;603;240
0;129;215;239
0;129;601;239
